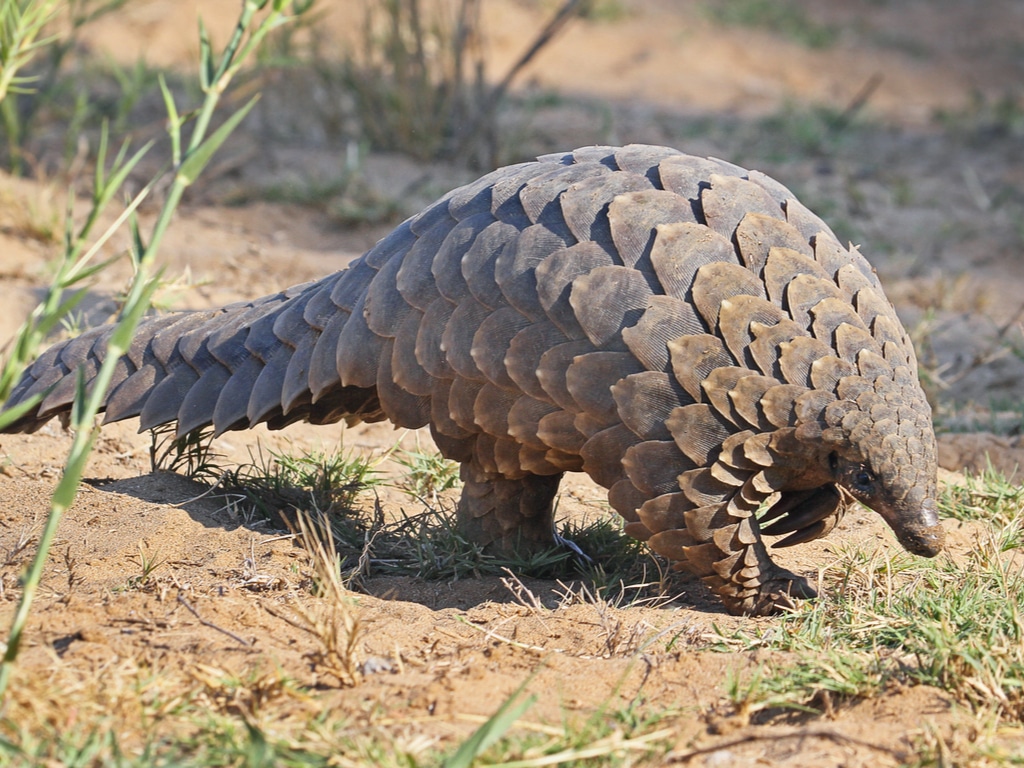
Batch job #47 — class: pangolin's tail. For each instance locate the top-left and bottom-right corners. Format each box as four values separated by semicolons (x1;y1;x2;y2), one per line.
1;267;384;436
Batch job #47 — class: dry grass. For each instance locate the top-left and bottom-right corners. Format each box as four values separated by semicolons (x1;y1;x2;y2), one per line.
264;510;364;688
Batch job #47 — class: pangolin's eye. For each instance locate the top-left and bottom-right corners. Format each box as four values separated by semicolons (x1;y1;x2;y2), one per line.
852;468;874;492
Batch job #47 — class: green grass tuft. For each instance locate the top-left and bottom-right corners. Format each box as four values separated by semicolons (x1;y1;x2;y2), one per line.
717;497;1024;725
149;424;224;484
222;445;381;540
703;0;838;49
939;465;1024;525
393;447;461;499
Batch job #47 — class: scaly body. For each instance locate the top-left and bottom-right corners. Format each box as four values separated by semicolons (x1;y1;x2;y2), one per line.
1;144;944;614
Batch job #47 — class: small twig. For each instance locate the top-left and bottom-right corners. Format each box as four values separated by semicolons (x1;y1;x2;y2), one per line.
666;727;907;764
259;533;299;545
455;615;561;654
261;601;307;631
831;73;883;134
995;300;1024;338
170;472;229;507
500;566;549;615
457;0;584;158
961;164;992;211
489;0;584;104
176;592;253;647
349;524;381;586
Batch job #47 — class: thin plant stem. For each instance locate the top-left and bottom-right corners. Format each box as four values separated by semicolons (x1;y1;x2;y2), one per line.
0;0;305;700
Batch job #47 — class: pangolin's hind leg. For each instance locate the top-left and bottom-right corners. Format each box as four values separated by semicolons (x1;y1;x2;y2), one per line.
456;461;564;555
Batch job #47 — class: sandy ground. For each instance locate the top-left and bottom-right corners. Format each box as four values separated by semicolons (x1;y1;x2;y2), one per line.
2;1;1024;764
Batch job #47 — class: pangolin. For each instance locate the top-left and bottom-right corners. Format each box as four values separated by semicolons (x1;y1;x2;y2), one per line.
0;144;945;615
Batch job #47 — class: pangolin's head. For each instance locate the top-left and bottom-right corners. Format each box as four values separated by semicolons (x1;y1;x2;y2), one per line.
791;363;945;558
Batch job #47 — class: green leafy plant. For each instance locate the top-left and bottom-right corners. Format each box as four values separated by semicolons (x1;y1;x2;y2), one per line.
223;445;381;527
441;677;537;768
0;0;312;699
938;464;1024;525
394;447;460;499
0;0;134;174
124;544;166;590
0;0;61;105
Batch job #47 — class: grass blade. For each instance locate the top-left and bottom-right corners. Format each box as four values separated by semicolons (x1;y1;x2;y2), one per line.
177;94;259;185
443;679;538;768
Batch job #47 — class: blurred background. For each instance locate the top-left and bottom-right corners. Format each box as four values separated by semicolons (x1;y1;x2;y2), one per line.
2;0;1023;441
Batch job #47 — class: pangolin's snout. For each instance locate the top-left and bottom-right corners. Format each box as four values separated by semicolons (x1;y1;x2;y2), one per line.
892;501;944;557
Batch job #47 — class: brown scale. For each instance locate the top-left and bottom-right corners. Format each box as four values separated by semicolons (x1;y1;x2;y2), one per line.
621;295;705;371
691;262;767;330
727;374;780;431
430;214;493;304
656;154;743;202
700;366;751;427
611;371;689;440
785;273;847;329
534;242;613;338
612;145;684;179
809;297;868;342
649;222;738;302
569;265;653;347
559;171;652;253
669;334;737;401
506;396;560;451
784;197;832;244
762;247;830;306
375;339;430;429
635;491;693;534
534;339;600;412
495;224;574;321
608;189;698;270
607;478;651;523
390;309;433;396
335;295;386;389
734;213;813;275
470;307;532;391
460;220;519;310
441;298;492;381
808;355;856;394
429;377;471;441
504;321;573;402
579;424;641;489
778;336;836;388
747;319;810;379
415;298;457;379
716;294;788;367
746;168;798;205
700;174;785;241
536;410;587;456
565;351;642;424
622;439;693;496
667;403;734;466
